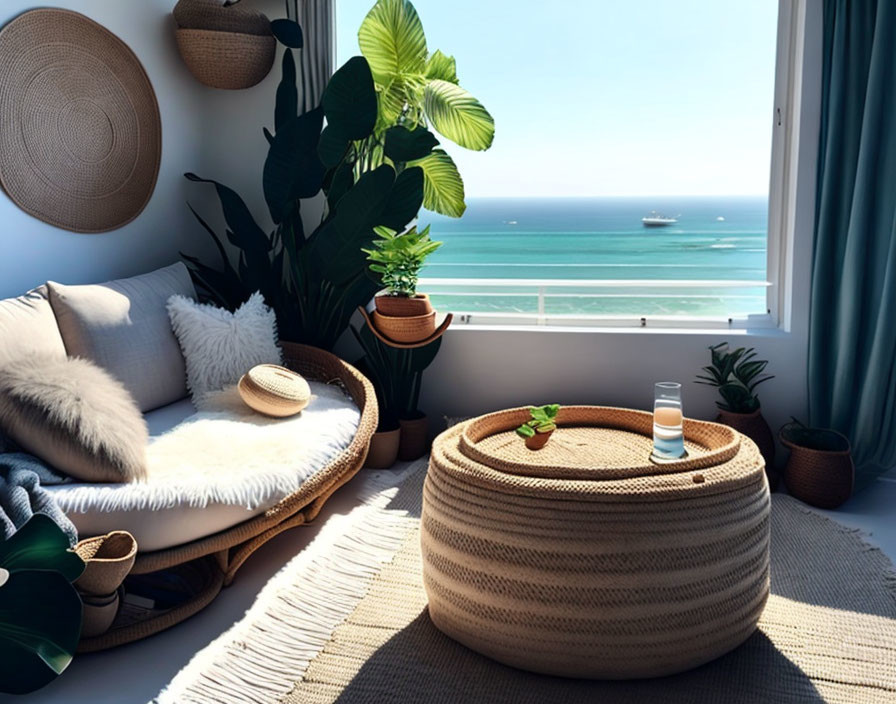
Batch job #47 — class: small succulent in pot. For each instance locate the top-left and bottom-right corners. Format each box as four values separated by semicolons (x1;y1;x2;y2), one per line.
364;225;443;318
516;404;560;450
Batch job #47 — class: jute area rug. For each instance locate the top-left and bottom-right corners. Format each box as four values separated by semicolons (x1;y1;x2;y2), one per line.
159;463;896;704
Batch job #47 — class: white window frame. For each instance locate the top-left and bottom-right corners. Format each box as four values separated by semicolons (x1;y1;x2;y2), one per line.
418;0;808;332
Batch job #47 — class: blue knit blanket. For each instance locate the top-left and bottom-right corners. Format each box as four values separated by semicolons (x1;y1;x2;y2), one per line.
0;452;77;546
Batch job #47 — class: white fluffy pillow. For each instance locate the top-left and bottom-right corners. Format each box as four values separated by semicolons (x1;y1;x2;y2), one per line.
167;292;283;405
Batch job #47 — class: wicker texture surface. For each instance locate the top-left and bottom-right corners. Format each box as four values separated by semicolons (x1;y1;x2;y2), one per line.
173;0;273;35
0;9;161;233
423;409;770;678
174;29;275;90
284;470;896;703
239;363;311;417
80;343;376;651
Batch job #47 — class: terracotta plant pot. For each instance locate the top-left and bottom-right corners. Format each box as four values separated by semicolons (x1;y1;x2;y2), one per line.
525;429;553;451
372;309;437;344
782;429;854;509
375;293;433;317
399;415;430;461
717;409;777;488
365;426;401;469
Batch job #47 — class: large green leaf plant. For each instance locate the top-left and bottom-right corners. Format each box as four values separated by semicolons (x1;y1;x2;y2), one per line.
182;13;431;350
352;0;496;217
0;515;85;695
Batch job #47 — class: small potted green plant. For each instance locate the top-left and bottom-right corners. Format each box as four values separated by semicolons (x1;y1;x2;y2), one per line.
695;343;776;476
364;225;443;344
516;404;560;450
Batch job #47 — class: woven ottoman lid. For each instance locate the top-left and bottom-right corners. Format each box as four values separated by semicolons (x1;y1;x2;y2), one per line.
0;9;161;233
433;405;764;501
238;364;311;418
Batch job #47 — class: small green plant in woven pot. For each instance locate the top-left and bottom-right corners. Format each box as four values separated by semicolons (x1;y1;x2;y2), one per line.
0;515;85;695
516;404;560;450
364;225;442;318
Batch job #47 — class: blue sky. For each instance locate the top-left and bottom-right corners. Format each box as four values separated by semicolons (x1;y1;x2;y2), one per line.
336;0;779;198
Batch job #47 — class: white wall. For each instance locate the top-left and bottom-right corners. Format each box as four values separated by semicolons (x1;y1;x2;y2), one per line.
417;4;823;440
0;1;213;298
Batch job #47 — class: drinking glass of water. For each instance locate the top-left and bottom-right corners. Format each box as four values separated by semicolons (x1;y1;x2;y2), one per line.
651;382;687;463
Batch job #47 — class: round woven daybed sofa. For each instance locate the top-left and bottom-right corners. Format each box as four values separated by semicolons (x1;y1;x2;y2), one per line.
68;342;377;651
422;406;770;679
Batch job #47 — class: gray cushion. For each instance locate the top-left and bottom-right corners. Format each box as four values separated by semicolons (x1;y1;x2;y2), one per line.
0;285;67;366
0;355;148;483
47;262;197;412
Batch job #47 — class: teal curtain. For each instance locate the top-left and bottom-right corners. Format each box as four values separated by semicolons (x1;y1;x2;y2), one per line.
809;0;896;487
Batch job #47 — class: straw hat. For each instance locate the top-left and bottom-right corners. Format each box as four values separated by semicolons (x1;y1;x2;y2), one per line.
0;9;161;233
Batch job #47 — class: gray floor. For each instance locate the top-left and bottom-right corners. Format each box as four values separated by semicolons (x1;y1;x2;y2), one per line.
14;469;896;704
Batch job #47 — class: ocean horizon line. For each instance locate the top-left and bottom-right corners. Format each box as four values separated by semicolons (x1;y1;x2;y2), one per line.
457;194;767;201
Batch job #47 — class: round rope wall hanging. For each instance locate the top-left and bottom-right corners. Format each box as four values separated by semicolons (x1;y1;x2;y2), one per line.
0;9;162;233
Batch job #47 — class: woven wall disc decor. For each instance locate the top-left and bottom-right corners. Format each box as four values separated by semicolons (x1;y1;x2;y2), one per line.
0;9;162;233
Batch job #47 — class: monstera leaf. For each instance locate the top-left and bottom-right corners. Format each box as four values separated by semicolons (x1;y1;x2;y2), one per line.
0;515;84;695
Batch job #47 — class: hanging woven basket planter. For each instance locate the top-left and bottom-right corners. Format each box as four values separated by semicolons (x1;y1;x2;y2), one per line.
173;0;275;89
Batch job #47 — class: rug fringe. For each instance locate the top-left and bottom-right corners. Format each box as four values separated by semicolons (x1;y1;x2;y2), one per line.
154;462;425;704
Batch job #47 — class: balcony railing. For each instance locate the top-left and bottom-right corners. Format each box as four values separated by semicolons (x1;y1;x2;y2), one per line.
419;277;773;328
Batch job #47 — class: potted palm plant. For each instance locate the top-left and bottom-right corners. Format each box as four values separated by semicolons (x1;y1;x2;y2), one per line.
695;343;777;482
363;225;443;344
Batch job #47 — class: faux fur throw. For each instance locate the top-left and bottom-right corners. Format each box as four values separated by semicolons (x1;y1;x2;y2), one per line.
52;381;360;515
0;355;148;483
0;453;77;545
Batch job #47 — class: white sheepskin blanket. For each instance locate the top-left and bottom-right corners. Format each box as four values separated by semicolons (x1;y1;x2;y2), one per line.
52;381;360;515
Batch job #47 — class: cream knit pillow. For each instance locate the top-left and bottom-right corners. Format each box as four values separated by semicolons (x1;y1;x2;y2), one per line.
167;292;283;406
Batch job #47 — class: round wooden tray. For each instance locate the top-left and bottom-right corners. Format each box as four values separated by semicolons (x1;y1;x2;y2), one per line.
460;406;740;481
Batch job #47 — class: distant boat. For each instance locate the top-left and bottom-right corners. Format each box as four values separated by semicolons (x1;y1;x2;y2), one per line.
716;216;726;222
642;211;678;227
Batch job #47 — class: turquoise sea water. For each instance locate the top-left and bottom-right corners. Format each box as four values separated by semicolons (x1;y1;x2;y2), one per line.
421;196;769;318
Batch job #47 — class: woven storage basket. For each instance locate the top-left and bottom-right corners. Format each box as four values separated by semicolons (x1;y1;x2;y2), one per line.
422;406;770;679
782;429;853;509
238;364;311;417
173;0;275;89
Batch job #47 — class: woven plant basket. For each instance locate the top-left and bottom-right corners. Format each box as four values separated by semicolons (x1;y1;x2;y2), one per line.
781;427;853;509
423;406;770;679
175;28;275;89
374;293;433;317
372;309;437;344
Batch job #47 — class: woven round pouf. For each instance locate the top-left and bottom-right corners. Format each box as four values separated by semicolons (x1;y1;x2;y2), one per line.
238;364;310;417
422;406;770;679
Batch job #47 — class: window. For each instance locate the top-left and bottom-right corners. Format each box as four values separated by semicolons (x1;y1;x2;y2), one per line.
337;1;802;329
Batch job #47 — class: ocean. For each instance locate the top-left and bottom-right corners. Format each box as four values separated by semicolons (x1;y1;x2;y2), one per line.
420;196;769;319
